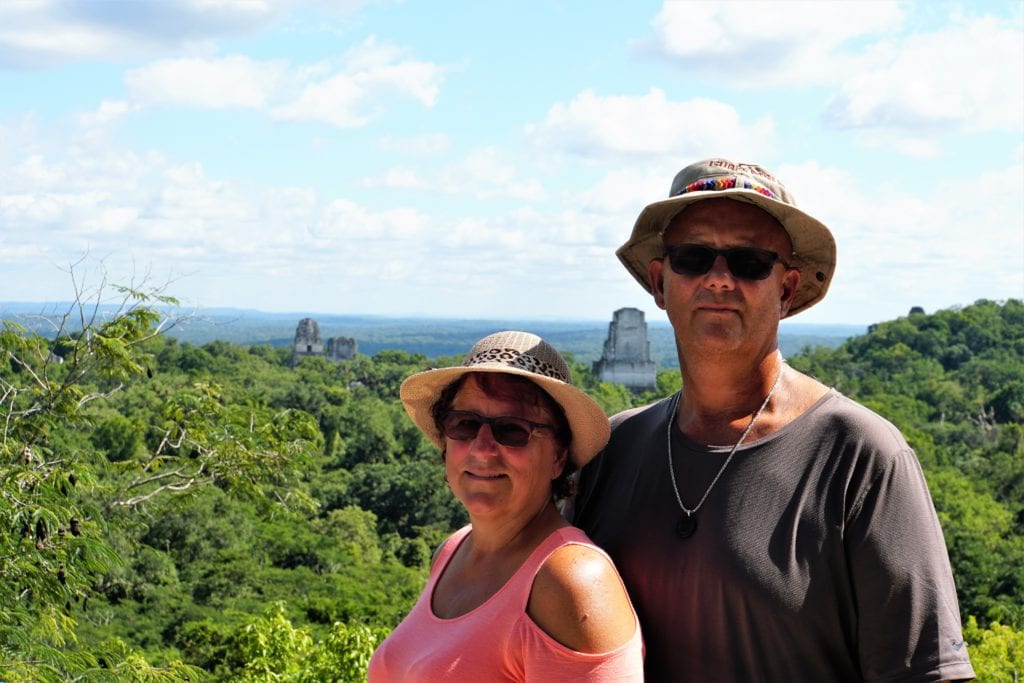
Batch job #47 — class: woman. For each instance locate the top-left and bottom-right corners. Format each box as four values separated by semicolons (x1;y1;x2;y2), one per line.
368;331;643;681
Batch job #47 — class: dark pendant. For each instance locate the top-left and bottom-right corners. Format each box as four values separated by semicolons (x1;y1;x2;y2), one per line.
676;513;698;539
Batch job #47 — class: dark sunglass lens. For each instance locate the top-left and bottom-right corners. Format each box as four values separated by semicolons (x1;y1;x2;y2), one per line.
668;245;715;275
492;419;532;447
441;412;535;446
442;413;482;440
727;249;776;279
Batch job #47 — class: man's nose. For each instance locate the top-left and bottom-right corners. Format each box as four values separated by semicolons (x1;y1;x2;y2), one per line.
703;254;735;286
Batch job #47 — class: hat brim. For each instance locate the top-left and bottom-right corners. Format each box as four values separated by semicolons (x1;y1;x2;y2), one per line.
400;364;611;468
616;190;836;317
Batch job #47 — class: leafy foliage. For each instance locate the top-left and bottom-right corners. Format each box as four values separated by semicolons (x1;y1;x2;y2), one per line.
3;292;1022;679
1;282;321;680
964;617;1024;682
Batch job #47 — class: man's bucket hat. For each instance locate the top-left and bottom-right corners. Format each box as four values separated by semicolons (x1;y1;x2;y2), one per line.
616;158;837;316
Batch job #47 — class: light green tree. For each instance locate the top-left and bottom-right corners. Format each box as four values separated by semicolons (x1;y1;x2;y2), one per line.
964;616;1024;682
222;602;388;682
1;276;320;680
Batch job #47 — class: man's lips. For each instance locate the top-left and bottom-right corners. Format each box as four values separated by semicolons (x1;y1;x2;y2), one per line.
696;303;739;313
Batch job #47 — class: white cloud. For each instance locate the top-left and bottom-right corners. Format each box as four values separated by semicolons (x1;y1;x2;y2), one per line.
361;146;546;200
453;147;545;201
315;199;426;241
824;14;1024;133
526;88;775;162
649;2;1023;137
0;0;285;67
150;163;258;226
576;167;676;215
361;166;429;190
116;37;443;127
125;55;286;109
81;205;140;236
271;71;372;126
271;36;443;126
648;0;903;87
77;99;138;129
15;154;66;187
377;132;450;155
854;133;943;160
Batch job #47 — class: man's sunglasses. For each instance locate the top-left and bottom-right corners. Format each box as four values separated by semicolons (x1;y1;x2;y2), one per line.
440;410;553;448
665;244;787;280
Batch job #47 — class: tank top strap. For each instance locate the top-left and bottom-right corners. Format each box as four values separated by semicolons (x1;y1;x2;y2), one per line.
428;525;472;584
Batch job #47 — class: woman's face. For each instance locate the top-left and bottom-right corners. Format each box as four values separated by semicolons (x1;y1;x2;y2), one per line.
443;375;568;523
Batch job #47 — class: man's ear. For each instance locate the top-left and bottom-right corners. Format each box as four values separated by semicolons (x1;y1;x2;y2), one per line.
779;267;800;318
648;258;668;310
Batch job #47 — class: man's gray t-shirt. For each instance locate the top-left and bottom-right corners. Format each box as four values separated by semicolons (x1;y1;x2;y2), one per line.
570;390;974;682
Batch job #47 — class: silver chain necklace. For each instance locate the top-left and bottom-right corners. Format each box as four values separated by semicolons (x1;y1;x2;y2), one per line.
667;361;785;539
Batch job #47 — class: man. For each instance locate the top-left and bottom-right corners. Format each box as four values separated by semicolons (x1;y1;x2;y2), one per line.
568;158;975;682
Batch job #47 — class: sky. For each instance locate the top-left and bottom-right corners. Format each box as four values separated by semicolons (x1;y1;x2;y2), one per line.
1;0;1022;327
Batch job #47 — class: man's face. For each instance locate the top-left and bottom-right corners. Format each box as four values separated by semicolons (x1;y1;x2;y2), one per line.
647;198;800;357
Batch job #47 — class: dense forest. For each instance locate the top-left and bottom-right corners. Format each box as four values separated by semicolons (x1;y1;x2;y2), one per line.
2;290;1022;681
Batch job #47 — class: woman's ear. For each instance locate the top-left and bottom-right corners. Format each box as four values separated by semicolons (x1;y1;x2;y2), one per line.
551;447;569;480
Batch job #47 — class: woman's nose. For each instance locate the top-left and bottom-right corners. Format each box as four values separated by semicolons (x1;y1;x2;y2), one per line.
469;423;499;452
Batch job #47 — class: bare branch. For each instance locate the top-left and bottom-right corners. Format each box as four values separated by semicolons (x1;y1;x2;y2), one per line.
76;383;125;410
6;351;50;392
109;477;200;509
124;466;197;490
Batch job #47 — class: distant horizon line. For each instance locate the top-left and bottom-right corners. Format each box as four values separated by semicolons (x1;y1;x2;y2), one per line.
0;299;874;330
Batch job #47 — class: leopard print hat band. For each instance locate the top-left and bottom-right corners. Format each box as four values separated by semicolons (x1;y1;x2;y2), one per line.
463;343;568;383
399;331;611;467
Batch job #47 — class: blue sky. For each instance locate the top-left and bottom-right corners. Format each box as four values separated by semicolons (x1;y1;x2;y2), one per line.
1;0;1021;326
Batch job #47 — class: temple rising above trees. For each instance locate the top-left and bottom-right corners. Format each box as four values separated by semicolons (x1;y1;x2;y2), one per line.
292;317;357;367
592;307;656;392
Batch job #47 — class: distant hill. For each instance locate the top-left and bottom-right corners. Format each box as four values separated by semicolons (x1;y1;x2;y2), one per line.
0;302;865;367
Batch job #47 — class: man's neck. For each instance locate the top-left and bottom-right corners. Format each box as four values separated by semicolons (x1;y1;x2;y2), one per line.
675;348;786;445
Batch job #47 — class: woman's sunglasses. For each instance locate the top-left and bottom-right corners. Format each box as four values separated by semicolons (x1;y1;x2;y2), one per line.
665;244;787;280
440;410;553;448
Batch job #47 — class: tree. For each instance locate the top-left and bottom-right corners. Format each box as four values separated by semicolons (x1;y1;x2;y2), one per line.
220;602;388;682
1;282;182;680
964;616;1024;682
103;381;321;513
0;275;321;680
332;394;401;468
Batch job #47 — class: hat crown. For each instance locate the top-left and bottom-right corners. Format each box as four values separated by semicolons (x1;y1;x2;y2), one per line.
463;331;571;384
669;158;797;206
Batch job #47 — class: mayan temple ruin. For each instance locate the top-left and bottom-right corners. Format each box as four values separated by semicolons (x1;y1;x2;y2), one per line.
592;307;656;392
291;318;357;367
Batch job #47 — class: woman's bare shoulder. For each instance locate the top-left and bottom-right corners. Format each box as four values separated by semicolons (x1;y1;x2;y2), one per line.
527;542;636;654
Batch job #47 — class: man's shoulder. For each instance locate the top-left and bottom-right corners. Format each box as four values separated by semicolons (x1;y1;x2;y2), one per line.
794;389;917;464
809;389;911;452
